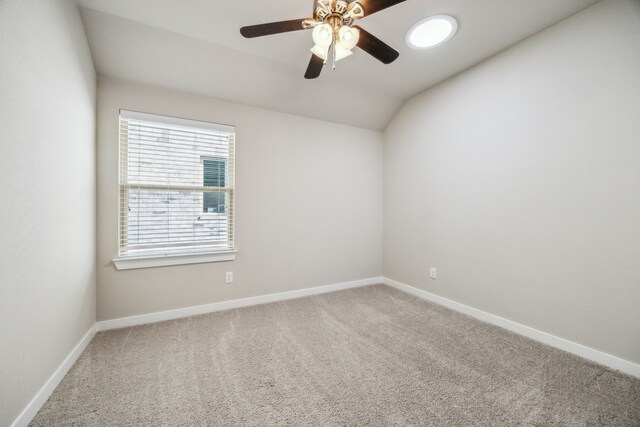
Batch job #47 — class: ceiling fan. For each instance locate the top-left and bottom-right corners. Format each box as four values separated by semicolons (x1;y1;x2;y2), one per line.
240;0;406;79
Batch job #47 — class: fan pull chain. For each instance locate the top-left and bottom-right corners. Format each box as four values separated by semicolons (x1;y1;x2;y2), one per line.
332;41;336;70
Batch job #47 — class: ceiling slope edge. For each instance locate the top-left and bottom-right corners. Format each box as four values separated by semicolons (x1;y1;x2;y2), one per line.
80;8;403;131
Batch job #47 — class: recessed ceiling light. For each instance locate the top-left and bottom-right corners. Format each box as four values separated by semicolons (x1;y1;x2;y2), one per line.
406;15;458;50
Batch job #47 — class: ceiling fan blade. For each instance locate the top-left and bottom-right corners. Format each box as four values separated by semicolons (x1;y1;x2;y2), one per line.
304;54;324;79
240;19;307;38
360;0;406;16
353;26;399;64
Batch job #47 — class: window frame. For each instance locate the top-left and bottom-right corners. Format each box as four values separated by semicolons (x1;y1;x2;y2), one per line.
113;110;237;270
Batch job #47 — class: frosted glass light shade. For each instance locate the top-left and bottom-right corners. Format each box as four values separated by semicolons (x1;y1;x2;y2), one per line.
311;44;328;60
338;26;359;50
312;24;333;48
334;45;353;62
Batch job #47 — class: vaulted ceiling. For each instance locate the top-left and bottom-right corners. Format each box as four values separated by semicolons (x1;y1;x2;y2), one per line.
78;0;600;130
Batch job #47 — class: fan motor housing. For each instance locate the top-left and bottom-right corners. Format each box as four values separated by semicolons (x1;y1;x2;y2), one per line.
315;0;364;23
334;1;349;15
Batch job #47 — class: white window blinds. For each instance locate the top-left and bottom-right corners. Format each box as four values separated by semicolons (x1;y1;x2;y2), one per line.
119;110;235;258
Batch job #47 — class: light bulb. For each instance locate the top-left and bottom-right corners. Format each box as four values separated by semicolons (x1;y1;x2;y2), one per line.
311;44;328;61
312;24;333;48
334;45;353;62
338;26;359;51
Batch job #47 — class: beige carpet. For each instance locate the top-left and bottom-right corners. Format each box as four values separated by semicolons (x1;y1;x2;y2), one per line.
31;285;640;426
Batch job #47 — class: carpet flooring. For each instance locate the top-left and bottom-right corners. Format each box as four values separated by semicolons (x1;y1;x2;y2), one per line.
31;285;640;426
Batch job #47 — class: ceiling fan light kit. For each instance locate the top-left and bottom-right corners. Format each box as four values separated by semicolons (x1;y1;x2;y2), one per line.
240;0;407;79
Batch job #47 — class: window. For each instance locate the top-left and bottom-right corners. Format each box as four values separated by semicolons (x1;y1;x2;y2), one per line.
202;158;227;213
115;110;235;268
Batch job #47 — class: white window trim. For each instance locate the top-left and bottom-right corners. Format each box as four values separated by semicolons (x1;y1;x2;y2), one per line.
120;110;235;133
113;249;237;271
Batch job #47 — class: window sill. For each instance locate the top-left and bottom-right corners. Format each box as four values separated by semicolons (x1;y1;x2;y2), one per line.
113;249;237;271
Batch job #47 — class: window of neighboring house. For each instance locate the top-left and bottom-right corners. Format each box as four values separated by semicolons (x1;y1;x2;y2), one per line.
203;158;227;213
115;110;235;269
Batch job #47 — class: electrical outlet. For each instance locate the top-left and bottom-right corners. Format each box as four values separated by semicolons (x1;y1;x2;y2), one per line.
430;268;437;280
225;272;234;284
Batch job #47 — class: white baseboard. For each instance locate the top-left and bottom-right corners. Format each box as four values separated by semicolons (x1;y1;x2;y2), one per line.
97;277;383;332
10;324;97;427
383;277;640;379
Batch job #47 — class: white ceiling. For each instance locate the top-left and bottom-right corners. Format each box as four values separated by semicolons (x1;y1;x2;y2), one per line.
77;0;600;130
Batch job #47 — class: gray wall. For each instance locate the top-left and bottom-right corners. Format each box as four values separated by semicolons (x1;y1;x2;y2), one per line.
384;0;640;364
0;0;97;425
97;78;383;321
